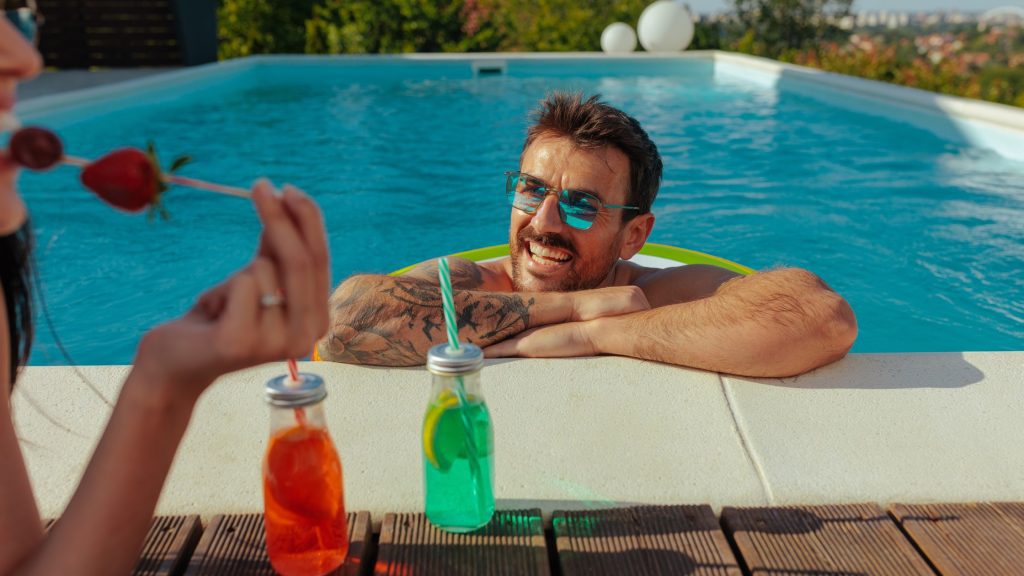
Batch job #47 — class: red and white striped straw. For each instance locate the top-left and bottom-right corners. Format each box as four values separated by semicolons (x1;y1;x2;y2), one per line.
287;358;300;382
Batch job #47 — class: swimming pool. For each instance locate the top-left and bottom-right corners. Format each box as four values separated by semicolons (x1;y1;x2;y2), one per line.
17;54;1024;365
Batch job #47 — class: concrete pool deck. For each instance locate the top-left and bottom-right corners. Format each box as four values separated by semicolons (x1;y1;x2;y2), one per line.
17;68;177;101
13;352;1024;527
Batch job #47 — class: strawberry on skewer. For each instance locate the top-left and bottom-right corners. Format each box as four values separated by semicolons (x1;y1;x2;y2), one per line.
61;154;252;199
5;126;252;217
80;146;167;217
75;143;252;216
78;143;194;219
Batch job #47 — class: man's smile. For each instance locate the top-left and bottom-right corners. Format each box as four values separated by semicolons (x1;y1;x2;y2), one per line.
527;240;573;267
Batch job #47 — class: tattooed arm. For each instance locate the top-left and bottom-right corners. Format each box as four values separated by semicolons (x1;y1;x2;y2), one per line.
486;267;858;378
316;258;648;366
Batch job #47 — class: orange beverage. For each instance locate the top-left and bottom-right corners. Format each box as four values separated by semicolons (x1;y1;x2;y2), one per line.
263;374;349;576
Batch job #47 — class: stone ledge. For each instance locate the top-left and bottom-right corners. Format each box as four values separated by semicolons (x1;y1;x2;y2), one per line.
13;352;1022;526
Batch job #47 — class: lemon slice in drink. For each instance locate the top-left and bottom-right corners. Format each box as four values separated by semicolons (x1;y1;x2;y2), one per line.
422;390;464;471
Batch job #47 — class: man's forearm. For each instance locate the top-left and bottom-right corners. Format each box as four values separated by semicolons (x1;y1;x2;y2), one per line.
592;269;857;377
318;274;568;366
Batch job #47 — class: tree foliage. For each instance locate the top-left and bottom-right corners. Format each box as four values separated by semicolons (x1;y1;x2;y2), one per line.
218;0;651;56
730;0;853;57
217;0;318;58
481;0;648;52
304;0;481;54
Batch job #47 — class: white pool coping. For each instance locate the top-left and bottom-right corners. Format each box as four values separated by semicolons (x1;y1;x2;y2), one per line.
17;51;1024;161
14;352;1024;527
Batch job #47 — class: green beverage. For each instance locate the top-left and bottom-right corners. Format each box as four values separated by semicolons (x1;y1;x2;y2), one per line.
423;343;495;532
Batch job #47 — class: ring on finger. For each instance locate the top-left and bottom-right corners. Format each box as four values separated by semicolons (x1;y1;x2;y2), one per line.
260;293;284;308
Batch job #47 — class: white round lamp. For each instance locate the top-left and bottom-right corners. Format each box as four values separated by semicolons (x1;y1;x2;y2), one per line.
637;0;695;52
600;22;638;54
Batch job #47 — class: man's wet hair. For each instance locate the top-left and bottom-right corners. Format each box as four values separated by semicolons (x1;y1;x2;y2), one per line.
522;92;662;222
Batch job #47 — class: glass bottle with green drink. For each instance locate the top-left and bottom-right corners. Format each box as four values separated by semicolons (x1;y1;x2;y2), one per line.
422;342;495;532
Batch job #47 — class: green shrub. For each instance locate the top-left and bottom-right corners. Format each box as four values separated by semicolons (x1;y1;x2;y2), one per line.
480;0;648;52
219;0;654;56
218;0;318;59
305;0;482;54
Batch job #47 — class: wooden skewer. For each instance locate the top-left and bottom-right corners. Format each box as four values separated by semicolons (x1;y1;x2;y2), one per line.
61;155;252;199
61;155;89;168
165;174;251;198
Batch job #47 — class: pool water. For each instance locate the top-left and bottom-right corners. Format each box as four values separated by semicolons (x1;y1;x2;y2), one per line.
19;58;1024;364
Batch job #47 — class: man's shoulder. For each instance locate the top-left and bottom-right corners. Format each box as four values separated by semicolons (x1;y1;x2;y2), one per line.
400;256;513;291
612;260;661;286
629;263;743;307
478;258;515;291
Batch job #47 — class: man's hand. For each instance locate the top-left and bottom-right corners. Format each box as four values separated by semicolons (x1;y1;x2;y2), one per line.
481;286;648;359
484;320;599;359
568;285;650;321
485;267;858;378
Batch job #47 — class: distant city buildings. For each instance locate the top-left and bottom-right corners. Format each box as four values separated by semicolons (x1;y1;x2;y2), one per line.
846;11;911;30
843;8;1022;71
693;6;1024;30
842;9;1024;30
689;5;1023;108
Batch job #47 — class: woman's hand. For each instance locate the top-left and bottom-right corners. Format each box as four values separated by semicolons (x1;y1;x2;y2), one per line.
132;179;330;401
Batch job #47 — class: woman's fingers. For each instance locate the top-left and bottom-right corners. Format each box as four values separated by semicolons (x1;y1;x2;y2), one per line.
251;180;314;349
137;181;328;387
282;184;330;338
248;257;288;355
214;268;259;365
189;279;231;321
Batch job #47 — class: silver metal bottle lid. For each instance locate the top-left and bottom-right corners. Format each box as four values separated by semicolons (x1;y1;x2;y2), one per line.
426;343;483;375
264;373;327;408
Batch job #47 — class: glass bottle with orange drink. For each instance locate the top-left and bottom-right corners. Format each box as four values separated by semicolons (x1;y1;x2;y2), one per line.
263;373;349;576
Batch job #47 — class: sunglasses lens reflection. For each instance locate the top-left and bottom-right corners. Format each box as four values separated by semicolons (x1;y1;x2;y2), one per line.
506;172;598;230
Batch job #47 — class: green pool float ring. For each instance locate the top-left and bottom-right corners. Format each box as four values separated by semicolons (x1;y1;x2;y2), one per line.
391;243;754;276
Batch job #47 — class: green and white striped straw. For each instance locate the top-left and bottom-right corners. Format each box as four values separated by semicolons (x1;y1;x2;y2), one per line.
436;257;485;498
438;257;461;353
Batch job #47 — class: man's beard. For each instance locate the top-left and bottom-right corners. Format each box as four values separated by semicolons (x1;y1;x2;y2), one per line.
509;228;620;292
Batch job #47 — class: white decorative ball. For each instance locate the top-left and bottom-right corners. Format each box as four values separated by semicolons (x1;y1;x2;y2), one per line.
637;0;695;52
600;22;637;54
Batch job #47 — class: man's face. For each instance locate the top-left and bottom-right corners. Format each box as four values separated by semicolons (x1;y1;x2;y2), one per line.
509;135;633;292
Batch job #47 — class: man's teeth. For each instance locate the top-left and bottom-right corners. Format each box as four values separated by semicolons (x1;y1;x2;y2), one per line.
529;242;571;262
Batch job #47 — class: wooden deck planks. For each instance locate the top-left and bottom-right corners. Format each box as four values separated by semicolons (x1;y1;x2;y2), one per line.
722;503;934;575
183;512;371;576
552;505;742;575
891;502;1024;575
373;509;550;576
134;515;203;576
41;502;1024;574
49;515;201;576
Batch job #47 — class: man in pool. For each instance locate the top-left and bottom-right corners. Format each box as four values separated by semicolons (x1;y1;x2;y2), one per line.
316;92;857;377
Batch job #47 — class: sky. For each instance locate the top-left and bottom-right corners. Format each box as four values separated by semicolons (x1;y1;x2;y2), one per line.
686;0;1024;13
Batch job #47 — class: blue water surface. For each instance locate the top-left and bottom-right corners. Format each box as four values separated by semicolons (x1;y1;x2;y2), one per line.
19;59;1024;364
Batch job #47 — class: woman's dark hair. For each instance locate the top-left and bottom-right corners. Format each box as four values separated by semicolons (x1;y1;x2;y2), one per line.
1;222;33;389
